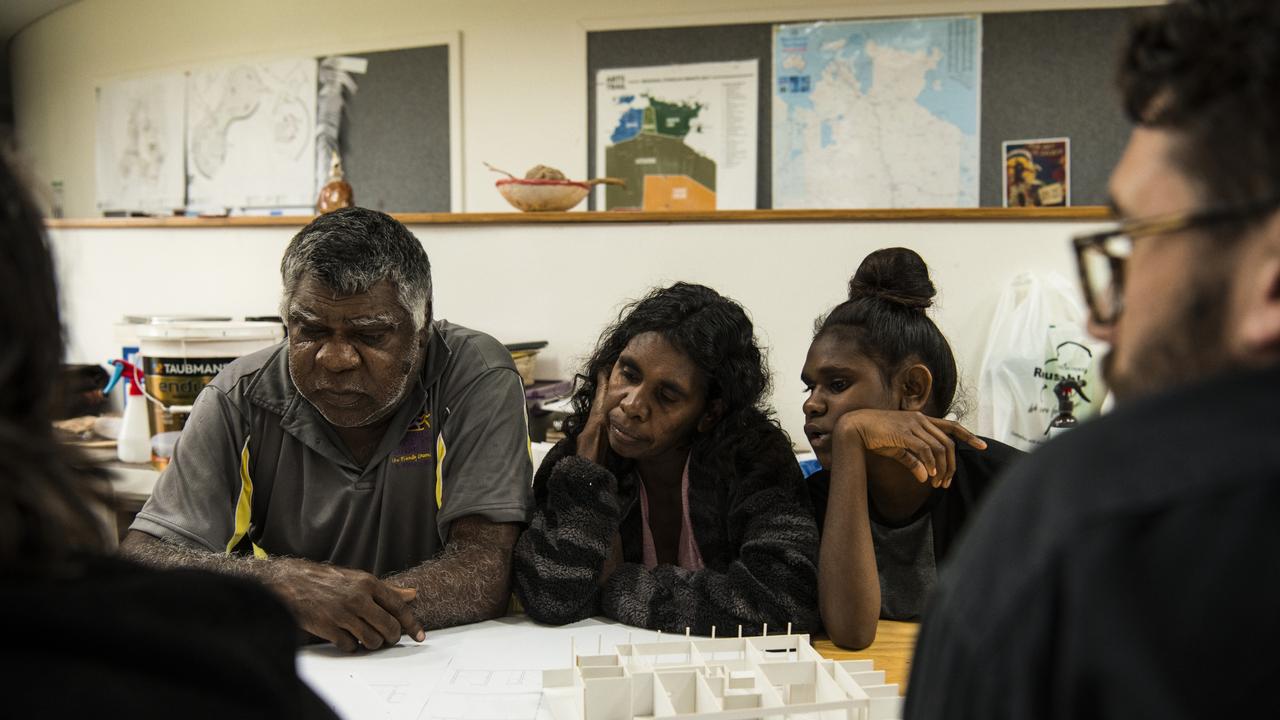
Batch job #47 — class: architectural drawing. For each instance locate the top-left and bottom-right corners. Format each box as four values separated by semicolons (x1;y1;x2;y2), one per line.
186;58;317;209
419;691;543;720
446;669;539;691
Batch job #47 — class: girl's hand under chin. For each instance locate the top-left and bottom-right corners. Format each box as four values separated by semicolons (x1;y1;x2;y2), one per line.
834;410;986;488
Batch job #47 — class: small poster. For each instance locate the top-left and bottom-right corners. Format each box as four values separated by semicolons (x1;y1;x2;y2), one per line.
186;58;318;210
595;60;758;211
95;72;187;213
1003;138;1070;207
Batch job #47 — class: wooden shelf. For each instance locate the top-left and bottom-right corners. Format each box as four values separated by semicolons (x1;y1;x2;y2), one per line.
45;206;1111;230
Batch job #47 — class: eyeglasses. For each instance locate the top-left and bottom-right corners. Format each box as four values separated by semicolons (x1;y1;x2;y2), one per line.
1071;198;1279;326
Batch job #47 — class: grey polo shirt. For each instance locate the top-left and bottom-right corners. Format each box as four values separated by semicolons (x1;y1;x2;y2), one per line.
131;320;534;577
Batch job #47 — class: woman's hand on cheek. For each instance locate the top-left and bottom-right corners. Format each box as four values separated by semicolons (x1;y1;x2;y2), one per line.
835;410;979;489
577;370;612;465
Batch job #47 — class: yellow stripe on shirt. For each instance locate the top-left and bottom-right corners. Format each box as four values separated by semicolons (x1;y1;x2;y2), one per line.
227;437;266;558
435;432;447;510
523;401;533;465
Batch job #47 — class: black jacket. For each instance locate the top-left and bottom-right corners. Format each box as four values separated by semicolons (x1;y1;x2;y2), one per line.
2;553;335;719
513;410;820;635
906;364;1280;719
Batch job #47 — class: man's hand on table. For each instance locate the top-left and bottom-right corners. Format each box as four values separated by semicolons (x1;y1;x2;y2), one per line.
266;557;427;652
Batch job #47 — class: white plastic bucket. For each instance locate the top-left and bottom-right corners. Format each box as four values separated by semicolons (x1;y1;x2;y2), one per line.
137;321;284;466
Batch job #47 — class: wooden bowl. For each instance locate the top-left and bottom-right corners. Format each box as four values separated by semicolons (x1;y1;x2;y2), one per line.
496;178;591;212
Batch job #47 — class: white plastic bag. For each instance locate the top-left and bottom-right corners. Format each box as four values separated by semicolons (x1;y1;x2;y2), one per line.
977;272;1109;452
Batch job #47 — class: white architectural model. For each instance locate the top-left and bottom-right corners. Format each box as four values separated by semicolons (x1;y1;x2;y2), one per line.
542;628;902;720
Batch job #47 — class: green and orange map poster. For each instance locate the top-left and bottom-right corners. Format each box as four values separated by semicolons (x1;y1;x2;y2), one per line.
595;61;758;211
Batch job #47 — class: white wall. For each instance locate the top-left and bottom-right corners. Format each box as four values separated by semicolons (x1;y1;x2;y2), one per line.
21;0;1133;443
12;0;1159;217
50;218;1101;446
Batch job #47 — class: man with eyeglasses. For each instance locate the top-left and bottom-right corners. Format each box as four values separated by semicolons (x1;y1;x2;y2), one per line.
905;1;1280;717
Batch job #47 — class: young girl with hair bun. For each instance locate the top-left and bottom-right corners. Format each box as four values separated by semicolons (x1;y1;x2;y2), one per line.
801;248;1024;649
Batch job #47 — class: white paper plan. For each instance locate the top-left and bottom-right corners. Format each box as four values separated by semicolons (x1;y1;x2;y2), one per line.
297;618;660;720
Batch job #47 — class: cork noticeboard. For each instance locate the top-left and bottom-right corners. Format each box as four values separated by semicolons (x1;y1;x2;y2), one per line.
341;44;452;213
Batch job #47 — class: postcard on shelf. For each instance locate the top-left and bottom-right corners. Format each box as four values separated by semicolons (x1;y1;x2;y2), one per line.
1003;138;1070;207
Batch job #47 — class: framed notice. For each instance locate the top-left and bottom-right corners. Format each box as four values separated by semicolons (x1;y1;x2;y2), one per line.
1003;138;1070;207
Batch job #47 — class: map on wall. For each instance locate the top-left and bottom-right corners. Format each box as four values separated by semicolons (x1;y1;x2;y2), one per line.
186;58;317;210
772;16;981;209
94;73;187;213
595;60;757;211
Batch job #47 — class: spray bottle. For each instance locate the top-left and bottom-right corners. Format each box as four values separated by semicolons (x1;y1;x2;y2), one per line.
105;359;152;464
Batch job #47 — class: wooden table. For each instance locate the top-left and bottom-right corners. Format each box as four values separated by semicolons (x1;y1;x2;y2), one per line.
813;620;920;693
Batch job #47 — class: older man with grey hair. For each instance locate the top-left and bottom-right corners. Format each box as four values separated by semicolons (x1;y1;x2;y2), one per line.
122;208;533;652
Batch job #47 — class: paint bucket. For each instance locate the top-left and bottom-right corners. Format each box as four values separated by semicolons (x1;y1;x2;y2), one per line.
115;315;232;400
136;320;284;468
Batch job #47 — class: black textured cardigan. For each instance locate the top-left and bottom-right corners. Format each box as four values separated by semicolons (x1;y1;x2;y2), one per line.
512;411;820;635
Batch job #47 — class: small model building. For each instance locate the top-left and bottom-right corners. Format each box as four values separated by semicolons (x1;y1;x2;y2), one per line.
542;629;902;720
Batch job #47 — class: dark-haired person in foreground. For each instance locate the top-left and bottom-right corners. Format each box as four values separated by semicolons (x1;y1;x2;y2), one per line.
0;150;335;717
122;208;533;652
513;283;820;634
803;248;1022;649
907;1;1280;716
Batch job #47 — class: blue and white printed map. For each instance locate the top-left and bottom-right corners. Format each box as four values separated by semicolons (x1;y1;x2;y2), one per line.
773;16;981;208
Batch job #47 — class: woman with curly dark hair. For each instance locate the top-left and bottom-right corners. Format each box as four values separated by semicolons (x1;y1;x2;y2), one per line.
513;282;819;634
0;148;334;718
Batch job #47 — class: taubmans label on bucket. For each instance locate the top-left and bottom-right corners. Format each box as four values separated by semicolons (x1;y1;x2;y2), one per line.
142;356;235;435
150;360;232;376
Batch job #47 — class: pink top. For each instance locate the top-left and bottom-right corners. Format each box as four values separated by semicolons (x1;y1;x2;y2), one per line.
636;455;706;571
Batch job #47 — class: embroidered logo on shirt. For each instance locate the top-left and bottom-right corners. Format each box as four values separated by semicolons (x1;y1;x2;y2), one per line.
391;412;434;465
